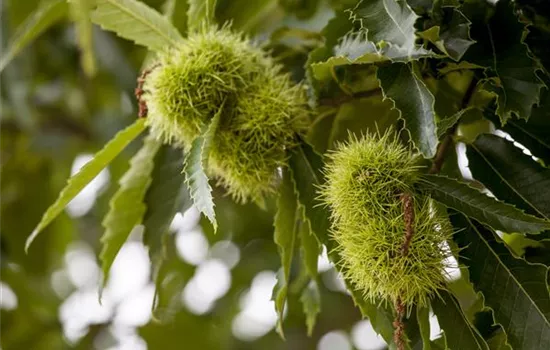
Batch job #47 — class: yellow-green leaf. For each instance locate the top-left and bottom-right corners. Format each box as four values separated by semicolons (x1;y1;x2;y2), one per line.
91;0;184;52
26;119;147;252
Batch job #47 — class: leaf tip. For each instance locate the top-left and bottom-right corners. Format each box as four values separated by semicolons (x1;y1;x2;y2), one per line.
24;229;40;253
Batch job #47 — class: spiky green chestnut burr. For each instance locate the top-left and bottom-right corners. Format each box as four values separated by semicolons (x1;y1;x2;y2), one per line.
143;27;309;203
319;132;453;308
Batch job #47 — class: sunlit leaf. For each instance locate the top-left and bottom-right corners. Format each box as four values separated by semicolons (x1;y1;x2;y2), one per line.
91;0;184;52
183;104;224;231
25;119;147;251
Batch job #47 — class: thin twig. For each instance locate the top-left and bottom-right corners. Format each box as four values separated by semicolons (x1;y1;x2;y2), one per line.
429;76;479;174
393;297;406;350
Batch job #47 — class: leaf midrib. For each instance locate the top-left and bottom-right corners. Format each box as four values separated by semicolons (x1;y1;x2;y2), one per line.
100;0;180;49
470;143;548;219
422;177;549;230
467;217;550;330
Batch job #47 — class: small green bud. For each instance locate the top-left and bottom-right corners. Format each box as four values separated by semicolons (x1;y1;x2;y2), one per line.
320;132;453;307
143;27;309;203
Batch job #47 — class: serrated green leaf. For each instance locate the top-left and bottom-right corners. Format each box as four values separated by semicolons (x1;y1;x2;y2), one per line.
299;213;320;279
183;105;223;231
467;133;550;219
288;141;397;346
288;141;330;244
419;174;550;234
487;92;550;166
143;145;190;279
0;0;68;73
432;290;489;350
273;166;298;337
187;0;216;32
377;62;438;158
300;280;321;336
305;9;356;102
464;0;543;122
100;134;161;287
26;119;147;252
69;0;96;77
437;107;482;138
418;7;474;61
452;215;550;349
417;306;431;350
352;0;419;52
91;0;184;53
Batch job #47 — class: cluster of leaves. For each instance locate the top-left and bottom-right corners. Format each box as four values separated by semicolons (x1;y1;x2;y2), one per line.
3;0;550;349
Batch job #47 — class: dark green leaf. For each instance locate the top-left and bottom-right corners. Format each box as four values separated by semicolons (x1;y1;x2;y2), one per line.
464;0;543;122
352;0;419;52
299;214;320;280
288;142;330;244
187;0;216;31
418;7;474;61
25;119;147;251
300;280;321;336
377;62;438;158
419;174;550;234
91;0;184;52
417;306;431;350
487;92;550;166
289;141;396;346
100;134;161;287
143;145;190;278
0;0;68;73
432;290;489;350
183;108;222;231
467;133;550;219
452;214;550;349
273;167;298;337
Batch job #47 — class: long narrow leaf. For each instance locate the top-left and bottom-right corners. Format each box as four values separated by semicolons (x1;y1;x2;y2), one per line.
25;119;147;251
273;167;298;337
420;174;550;234
452;214;550;349
432;290;489;350
100;134;161;288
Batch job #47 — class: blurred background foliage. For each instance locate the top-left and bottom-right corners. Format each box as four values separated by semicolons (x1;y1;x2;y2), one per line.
0;0;385;349
3;0;550;349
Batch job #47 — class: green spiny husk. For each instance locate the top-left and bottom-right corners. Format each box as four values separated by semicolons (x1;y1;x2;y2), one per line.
144;26;309;203
319;131;454;308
